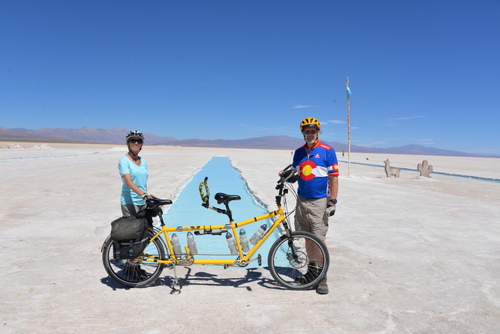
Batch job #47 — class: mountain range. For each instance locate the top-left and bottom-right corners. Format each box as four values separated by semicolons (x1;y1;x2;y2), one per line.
0;126;494;157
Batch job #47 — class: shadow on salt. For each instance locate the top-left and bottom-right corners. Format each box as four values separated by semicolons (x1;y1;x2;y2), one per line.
161;156;279;268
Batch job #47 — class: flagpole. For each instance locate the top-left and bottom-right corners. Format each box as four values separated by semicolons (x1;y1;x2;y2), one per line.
346;77;351;176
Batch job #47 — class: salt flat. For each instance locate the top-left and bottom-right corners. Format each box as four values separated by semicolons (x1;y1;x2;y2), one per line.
1;142;499;333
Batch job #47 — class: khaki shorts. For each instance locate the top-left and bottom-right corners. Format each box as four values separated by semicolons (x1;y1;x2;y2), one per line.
294;196;329;239
121;204;146;218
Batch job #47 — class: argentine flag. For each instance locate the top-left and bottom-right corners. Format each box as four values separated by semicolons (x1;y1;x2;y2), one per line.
346;86;352;96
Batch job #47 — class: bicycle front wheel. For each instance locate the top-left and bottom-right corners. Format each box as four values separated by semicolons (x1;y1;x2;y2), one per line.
268;231;329;290
102;231;166;288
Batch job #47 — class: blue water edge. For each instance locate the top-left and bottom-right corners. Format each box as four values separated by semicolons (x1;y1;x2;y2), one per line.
339;159;500;183
160;156;280;268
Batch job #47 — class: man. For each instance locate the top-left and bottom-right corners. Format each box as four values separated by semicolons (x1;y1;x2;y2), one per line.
292;117;339;295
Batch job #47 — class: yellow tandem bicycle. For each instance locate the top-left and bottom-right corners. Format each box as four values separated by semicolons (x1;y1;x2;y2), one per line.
101;165;329;291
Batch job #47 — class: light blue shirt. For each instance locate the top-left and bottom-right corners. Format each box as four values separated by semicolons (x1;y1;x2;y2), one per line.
118;156;148;205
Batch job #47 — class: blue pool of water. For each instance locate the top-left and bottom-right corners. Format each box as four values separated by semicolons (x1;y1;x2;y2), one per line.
161;156;279;268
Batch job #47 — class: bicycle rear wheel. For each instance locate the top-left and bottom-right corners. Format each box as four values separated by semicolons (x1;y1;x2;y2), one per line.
102;231;166;287
267;231;329;290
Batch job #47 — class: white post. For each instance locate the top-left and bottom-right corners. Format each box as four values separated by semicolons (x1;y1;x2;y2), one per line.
346;77;351;176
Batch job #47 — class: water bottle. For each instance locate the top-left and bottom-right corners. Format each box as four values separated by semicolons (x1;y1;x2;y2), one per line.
249;224;267;245
187;232;198;255
226;232;238;255
239;229;250;252
171;233;182;255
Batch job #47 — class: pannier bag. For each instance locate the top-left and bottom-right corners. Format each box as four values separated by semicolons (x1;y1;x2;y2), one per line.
110;217;149;260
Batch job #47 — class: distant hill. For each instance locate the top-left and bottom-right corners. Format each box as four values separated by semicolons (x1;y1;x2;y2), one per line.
0;126;494;157
0;126;176;145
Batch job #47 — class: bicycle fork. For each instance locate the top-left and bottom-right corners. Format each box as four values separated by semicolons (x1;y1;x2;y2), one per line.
287;237;301;263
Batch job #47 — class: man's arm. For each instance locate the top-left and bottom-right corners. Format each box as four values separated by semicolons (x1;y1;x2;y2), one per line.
329;175;338;201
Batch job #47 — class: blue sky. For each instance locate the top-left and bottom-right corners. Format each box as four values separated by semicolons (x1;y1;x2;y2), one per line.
1;1;499;155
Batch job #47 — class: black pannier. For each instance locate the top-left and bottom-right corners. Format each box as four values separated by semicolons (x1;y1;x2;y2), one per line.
110;217;149;260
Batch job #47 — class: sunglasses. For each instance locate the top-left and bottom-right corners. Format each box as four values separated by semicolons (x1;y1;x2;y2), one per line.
303;130;318;135
128;138;143;144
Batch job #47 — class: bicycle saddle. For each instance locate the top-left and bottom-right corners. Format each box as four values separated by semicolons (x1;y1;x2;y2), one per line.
146;198;173;209
214;193;241;204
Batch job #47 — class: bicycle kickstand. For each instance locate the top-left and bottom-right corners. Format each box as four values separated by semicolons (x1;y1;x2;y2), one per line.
169;263;183;294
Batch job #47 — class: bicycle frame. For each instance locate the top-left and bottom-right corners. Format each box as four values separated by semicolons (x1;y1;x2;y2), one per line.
142;177;293;267
102;165;330;291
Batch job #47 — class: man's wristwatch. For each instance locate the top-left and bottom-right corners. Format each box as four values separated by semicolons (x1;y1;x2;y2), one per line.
329;199;337;205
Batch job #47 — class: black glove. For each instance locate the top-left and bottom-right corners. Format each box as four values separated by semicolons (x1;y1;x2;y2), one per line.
326;199;336;217
282;169;298;183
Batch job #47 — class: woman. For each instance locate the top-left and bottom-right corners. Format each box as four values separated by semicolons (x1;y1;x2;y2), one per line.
118;130;154;217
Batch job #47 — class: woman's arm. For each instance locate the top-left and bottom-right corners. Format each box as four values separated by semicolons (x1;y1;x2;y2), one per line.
122;173;152;198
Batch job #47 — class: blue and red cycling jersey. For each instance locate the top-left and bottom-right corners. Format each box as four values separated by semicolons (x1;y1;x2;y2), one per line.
292;140;339;199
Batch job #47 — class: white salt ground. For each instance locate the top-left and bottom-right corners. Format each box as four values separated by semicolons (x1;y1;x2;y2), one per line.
1;142;499;333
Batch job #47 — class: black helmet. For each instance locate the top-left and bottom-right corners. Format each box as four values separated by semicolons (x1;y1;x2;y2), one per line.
126;130;144;141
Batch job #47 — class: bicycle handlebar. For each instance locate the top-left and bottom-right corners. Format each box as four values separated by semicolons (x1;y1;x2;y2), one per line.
279;165;298;184
199;177;210;207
